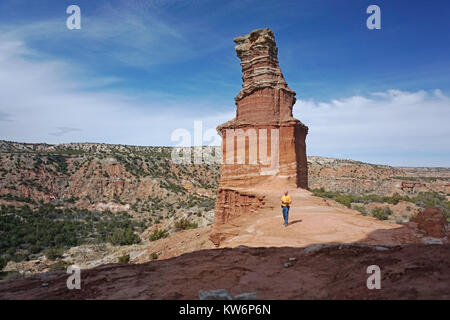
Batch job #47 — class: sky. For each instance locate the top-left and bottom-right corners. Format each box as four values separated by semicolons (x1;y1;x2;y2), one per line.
0;0;449;167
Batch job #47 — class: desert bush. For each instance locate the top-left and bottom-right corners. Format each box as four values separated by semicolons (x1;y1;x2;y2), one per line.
175;218;198;231
384;206;393;215
371;207;390;220
48;260;71;272
108;229;141;246
150;252;158;260
149;228;169;241
352;205;366;215
334;195;353;208
118;254;130;264
311;188;352;207
0;257;7;270
45;248;64;260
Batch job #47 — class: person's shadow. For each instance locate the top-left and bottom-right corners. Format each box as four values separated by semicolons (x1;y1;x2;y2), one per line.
289;219;302;226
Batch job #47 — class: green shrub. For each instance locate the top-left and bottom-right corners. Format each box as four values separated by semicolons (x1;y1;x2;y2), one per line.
29;244;41;254
384;206;393;215
118;254;130;264
371;207;390;220
149;228;169;241
45;248;64;260
334;195;353;208
0;257;7;270
108;229;141;246
150;252;158;260
175;218;198;231
48;260;71;272
352;205;366;215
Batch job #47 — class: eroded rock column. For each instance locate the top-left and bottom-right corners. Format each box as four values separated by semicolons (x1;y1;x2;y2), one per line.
214;28;308;225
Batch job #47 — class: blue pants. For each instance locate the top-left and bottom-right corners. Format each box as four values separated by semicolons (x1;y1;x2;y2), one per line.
282;206;290;225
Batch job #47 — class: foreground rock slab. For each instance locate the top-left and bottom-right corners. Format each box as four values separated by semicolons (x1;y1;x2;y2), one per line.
1;244;449;300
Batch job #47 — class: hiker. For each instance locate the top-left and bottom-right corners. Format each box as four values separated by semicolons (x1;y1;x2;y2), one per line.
281;190;292;227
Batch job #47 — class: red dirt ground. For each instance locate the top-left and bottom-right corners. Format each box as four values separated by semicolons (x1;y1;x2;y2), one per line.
1;243;449;300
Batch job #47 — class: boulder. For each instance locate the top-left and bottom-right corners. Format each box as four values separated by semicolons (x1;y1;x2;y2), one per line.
411;207;448;239
233;292;258;300
198;289;232;300
198;289;258;300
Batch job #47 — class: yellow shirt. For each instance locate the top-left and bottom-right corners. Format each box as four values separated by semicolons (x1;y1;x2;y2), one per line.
281;195;292;207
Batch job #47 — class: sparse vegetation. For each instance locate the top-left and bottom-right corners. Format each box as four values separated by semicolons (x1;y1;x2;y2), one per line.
175;218;198;231
45;248;64;260
352;205;367;215
312;188;449;221
150;252;158;260
149;228;169;241
48;260;71;272
0;257;7;270
371;207;390;220
108;229;141;246
118;254;130;264
311;188;411;207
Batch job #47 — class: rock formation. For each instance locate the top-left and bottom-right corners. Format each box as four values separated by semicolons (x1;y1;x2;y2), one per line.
411;207;449;239
214;28;308;225
213;188;265;225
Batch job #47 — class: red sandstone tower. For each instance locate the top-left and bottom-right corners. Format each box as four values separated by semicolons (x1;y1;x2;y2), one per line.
213;28;308;226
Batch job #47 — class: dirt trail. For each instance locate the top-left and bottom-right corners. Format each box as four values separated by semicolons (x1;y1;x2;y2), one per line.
214;185;419;249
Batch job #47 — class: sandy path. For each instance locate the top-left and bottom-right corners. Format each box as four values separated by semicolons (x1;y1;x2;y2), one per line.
218;187;419;248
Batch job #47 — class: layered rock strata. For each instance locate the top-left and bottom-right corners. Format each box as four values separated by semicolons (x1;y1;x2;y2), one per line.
214;28;308;225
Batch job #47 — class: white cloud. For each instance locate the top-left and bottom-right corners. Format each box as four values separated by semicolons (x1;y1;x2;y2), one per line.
295;89;450;166
0;35;230;147
0;1;226;69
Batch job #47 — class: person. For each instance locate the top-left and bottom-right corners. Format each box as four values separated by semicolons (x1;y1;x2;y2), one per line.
281;190;292;227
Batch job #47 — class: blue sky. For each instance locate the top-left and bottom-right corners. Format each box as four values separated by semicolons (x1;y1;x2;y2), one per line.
0;0;449;166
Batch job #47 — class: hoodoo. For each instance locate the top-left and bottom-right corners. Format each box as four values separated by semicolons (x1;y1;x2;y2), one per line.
214;28;308;225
